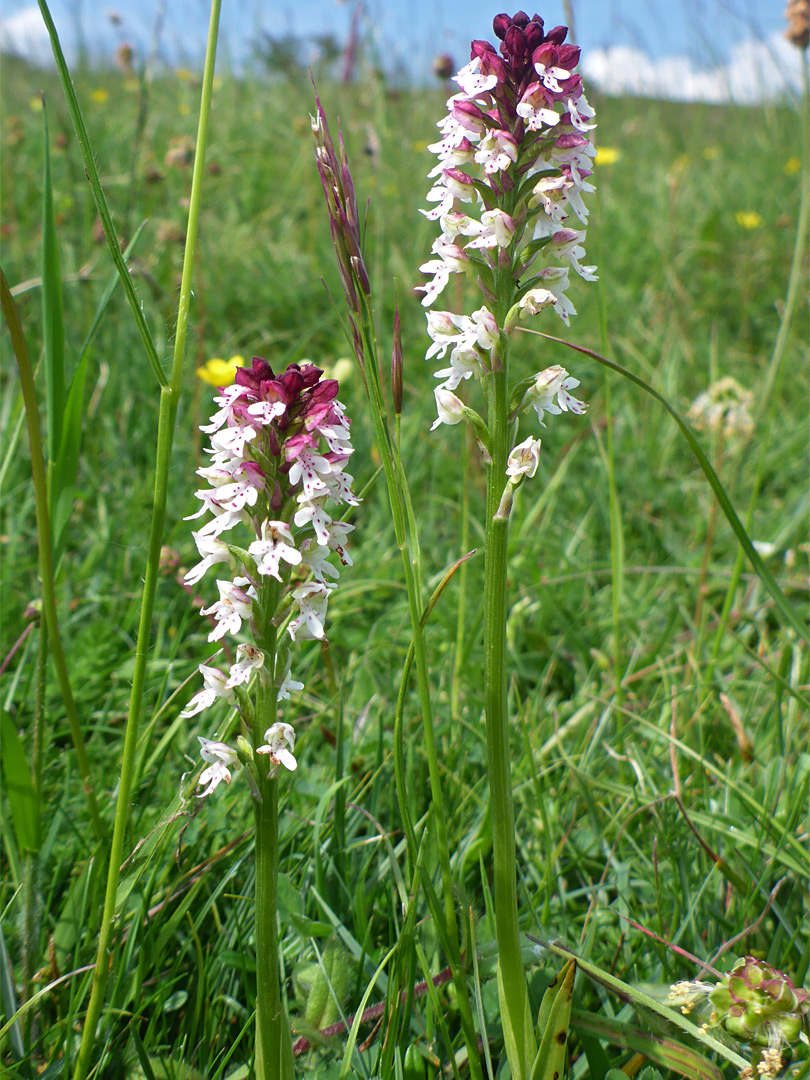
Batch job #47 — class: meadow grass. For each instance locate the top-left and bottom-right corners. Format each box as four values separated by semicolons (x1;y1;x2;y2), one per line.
0;39;808;1080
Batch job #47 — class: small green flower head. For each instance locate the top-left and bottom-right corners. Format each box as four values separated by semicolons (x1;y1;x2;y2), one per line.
708;957;809;1048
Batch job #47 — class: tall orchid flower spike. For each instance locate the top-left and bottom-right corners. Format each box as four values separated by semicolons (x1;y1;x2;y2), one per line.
416;14;598;1077
420;14;595;431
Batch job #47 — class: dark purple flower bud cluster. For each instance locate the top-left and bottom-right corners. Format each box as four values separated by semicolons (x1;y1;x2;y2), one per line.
477;13;583;124
191;358;357;529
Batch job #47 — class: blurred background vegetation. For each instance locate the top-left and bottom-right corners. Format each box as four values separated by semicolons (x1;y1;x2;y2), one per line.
0;26;807;1076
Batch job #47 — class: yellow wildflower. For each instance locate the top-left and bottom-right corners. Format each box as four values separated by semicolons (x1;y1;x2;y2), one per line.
703;146;720;160
784;156;801;175
29;96;43;112
176;67;192;81
197;355;244;387
735;211;762;230
90;88;109;104
594;146;620;166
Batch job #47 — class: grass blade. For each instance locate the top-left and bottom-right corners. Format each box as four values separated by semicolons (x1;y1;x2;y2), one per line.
530;939;749;1071
37;0;166;387
50;222;148;557
0;710;40;853
0;270;105;841
527;329;809;646
572;1010;725;1080
41;99;65;467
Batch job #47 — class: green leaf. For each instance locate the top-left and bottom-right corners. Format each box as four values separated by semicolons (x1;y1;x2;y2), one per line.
303;941;351;1029
0;921;24;1060
531;939;749;1072
639;1067;666;1080
0;710;40;853
530;959;575;1080
52;845;106;963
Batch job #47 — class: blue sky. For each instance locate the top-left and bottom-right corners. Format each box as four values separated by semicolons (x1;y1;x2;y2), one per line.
0;0;803;101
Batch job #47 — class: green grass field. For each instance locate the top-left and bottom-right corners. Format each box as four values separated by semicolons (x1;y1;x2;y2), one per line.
1;30;808;1080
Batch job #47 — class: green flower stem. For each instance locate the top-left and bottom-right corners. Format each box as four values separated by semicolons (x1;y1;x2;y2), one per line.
69;4;221;1077
253;583;294;1078
451;429;471;723
484;361;530;1075
0;270;105;842
254;778;295;1077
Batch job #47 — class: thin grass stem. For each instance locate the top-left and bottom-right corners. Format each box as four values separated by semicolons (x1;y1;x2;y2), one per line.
351;297;482;1075
67;3;222;1075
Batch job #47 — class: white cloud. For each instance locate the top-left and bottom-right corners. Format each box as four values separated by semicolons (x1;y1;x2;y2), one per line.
582;31;803;103
0;5;53;65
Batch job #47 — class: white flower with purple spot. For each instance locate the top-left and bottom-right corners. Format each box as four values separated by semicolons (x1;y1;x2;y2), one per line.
256;722;297;773
524;366;588;425
181;664;236;718
248;520;302;581
201;577;254;642
197;736;239;798
507;436;542;479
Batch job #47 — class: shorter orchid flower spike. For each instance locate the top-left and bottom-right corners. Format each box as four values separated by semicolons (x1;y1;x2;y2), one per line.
256;722;297;773
197;736;240;798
